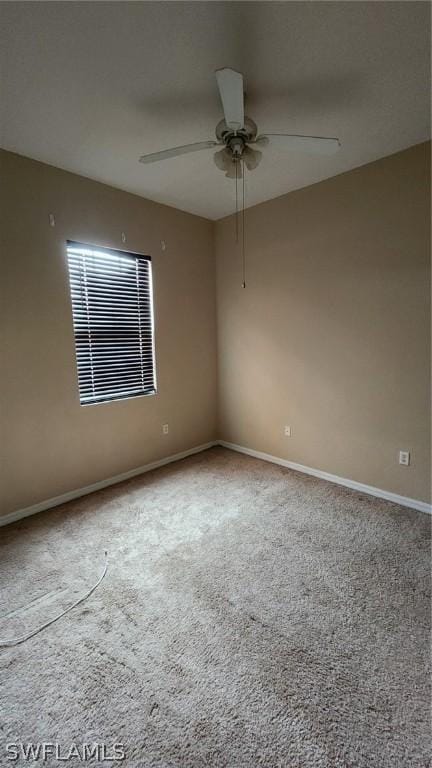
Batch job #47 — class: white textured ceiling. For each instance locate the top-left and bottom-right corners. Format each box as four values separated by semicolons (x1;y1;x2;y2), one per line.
1;2;430;220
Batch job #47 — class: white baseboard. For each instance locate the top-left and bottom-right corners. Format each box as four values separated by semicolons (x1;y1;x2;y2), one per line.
0;441;217;527
2;438;430;527
218;440;432;515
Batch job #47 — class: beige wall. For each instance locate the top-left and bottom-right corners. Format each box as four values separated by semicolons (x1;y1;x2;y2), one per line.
215;143;431;503
0;151;217;517
1;143;430;518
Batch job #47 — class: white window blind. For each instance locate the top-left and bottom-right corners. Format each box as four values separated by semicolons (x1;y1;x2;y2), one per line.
66;242;156;405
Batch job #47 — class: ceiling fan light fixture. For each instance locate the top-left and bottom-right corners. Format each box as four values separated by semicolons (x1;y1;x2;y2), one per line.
224;160;242;180
213;147;230;170
254;135;270;147
214;147;243;178
243;146;262;171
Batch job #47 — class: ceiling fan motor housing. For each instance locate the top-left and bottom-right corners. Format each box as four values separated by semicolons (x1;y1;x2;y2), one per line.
214;117;262;176
216;117;258;155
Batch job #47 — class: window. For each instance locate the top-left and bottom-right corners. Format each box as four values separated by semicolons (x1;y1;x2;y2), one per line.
66;241;156;405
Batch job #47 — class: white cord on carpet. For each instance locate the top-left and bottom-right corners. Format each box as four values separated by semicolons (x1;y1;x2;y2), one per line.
0;551;108;648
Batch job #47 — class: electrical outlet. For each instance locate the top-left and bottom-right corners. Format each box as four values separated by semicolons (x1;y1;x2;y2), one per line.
399;450;410;466
162;424;169;435
284;426;292;437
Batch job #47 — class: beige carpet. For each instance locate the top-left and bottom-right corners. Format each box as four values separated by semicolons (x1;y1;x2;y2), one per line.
0;447;430;767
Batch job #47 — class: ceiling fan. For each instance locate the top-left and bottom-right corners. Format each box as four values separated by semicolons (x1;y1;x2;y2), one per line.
139;68;341;177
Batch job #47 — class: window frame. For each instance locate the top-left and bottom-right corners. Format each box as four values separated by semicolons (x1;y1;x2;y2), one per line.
66;240;157;407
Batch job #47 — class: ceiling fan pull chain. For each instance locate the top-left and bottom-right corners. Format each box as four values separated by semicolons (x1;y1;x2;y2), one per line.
235;160;239;243
242;159;246;289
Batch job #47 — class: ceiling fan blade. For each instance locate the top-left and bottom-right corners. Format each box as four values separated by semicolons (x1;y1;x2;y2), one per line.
215;68;244;131
139;140;218;164
257;134;341;156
